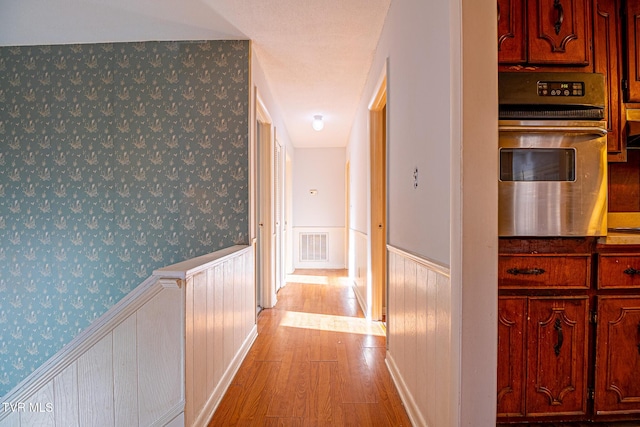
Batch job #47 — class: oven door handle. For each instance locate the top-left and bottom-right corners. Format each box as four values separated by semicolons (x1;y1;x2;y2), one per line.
499;125;607;136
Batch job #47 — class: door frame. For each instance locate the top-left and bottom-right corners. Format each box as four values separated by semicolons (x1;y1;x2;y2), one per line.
369;64;388;322
274;136;285;293
255;90;277;309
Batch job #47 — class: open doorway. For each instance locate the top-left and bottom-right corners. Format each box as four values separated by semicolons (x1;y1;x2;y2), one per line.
369;66;387;322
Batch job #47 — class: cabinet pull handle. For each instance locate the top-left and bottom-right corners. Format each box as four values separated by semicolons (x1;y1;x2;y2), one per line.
624;267;640;276
506;267;545;276
497;2;500;24
554;318;563;356
553;0;564;35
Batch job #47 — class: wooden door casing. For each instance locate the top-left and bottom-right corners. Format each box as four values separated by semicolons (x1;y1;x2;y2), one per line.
595;296;640;415
497;296;527;418
526;297;589;416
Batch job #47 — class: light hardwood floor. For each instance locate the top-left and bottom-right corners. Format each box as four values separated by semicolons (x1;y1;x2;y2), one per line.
207;269;412;426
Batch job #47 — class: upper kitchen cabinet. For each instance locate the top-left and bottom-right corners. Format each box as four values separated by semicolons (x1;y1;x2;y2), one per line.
593;0;625;161
499;0;592;67
626;1;640;102
498;0;527;63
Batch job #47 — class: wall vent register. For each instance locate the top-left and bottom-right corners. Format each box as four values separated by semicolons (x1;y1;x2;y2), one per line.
299;232;328;262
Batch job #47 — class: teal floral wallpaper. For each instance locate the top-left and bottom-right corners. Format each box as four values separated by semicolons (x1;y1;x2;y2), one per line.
0;40;249;396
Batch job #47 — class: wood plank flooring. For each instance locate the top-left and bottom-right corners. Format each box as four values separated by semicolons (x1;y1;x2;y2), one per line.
207;269;412;426
497;423;640;427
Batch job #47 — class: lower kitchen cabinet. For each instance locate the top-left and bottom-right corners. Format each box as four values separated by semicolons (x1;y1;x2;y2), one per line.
497;296;589;418
594;296;640;416
498;297;527;418
526;297;589;417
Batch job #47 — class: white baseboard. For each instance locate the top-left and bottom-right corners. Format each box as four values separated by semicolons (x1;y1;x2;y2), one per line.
193;325;259;427
386;351;426;427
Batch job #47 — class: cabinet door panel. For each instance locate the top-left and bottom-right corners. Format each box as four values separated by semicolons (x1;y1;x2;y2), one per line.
527;0;591;65
498;0;527;64
627;0;640;101
595;296;640;415
593;0;624;158
526;297;588;416
497;297;527;418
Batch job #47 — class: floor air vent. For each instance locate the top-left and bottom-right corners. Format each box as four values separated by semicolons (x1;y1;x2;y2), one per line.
299;232;328;262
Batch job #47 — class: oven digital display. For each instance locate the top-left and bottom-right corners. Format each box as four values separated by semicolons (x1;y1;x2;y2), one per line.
537;81;584;97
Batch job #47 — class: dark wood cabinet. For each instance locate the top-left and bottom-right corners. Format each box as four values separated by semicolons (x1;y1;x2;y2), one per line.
594;296;640;416
626;1;640;102
498;0;527;64
526;297;589;417
498;297;527;418
598;254;640;288
593;0;626;161
499;254;591;290
497;294;589;419
527;0;591;65
498;0;591;66
498;240;593;421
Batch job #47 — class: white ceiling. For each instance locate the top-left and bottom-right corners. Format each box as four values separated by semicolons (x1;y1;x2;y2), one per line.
0;0;391;148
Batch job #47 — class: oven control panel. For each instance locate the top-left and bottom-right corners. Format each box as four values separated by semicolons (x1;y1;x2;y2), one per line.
537;81;584;97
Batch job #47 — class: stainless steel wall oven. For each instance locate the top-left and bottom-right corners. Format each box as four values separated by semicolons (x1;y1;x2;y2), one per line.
498;72;608;237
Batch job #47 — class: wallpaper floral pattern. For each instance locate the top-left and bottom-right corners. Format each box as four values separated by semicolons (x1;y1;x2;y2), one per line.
0;40;250;396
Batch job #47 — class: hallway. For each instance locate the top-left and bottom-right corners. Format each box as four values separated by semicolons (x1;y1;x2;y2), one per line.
208;270;412;426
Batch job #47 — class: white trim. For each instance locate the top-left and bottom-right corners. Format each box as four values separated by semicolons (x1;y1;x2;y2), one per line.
368;60;388;111
386;352;426;427
154;245;251;279
159;278;182;289
193;325;258;427
387;244;450;278
349;228;369;317
150;401;187;427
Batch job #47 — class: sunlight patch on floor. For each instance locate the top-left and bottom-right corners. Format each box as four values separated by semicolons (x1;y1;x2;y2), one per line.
285;273;351;286
285;274;330;285
280;310;385;336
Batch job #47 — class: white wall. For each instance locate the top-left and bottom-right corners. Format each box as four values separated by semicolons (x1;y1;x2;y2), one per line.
292;148;345;227
347;0;498;425
291;147;346;269
250;47;294;158
250;46;296;282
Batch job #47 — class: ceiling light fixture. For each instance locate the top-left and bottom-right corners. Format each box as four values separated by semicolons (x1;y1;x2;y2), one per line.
312;115;324;131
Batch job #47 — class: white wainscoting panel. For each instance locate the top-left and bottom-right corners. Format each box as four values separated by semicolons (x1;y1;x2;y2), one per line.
164;245;257;427
0;245;256;427
349;229;369;317
0;279;183;427
387;245;452;427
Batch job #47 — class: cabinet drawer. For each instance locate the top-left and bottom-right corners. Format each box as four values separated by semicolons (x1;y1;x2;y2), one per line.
499;255;590;289
598;255;640;289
